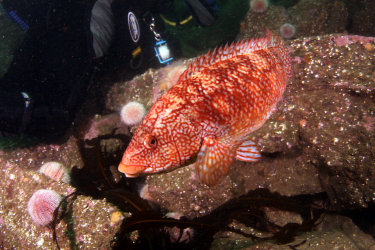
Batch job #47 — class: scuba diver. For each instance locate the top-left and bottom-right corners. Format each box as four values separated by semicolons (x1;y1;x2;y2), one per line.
0;0;218;138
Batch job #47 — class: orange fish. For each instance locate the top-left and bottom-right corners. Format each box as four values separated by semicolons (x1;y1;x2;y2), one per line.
119;30;293;186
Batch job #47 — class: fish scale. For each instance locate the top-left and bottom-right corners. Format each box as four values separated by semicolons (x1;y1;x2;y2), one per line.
119;30;293;186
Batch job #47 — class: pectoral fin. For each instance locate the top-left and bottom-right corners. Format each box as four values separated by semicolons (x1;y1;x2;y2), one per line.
235;139;261;162
195;137;237;186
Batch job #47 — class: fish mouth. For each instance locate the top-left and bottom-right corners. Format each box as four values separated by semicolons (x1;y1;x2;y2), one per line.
118;163;147;178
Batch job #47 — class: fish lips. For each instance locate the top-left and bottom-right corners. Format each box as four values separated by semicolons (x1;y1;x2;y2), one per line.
118;162;147;177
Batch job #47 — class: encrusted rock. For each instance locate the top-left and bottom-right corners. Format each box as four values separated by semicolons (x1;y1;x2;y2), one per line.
0;162;122;249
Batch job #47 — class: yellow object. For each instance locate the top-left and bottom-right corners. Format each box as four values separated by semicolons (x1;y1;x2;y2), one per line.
132;47;142;58
364;43;374;51
159;82;169;91
110;211;124;224
160;14;193;26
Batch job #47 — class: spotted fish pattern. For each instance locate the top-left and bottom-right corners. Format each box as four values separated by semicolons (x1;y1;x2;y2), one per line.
119;30;293;186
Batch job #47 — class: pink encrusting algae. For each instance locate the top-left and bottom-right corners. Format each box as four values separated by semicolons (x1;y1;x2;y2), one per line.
157;60;188;92
27;189;63;227
119;30;293;186
153;60;188;103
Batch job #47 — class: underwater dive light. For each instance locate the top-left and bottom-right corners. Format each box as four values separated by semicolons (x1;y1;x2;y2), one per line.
154;40;174;64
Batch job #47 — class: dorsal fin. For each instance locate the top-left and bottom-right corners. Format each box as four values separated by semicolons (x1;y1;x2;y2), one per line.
179;29;292;81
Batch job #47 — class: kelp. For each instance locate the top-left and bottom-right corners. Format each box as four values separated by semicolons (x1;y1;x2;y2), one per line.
110;189;328;249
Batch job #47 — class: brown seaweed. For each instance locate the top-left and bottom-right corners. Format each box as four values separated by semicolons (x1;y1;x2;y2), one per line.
110;189;328;249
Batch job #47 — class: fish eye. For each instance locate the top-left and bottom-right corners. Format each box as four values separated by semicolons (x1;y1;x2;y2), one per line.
145;135;157;149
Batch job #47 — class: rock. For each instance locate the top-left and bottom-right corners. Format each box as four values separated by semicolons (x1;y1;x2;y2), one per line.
100;138;124;154
294;230;367;250
237;5;291;40
147;164;235;219
0;136;84;171
210;214;375;250
286;34;375;209
237;0;349;40
70;195;123;248
84;114;130;141
0;162;123;249
263;207;302;227
105;69;157;112
316;214;375;250
289;0;348;37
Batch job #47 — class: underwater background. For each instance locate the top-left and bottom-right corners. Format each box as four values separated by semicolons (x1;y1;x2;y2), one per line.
1;0;375;249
